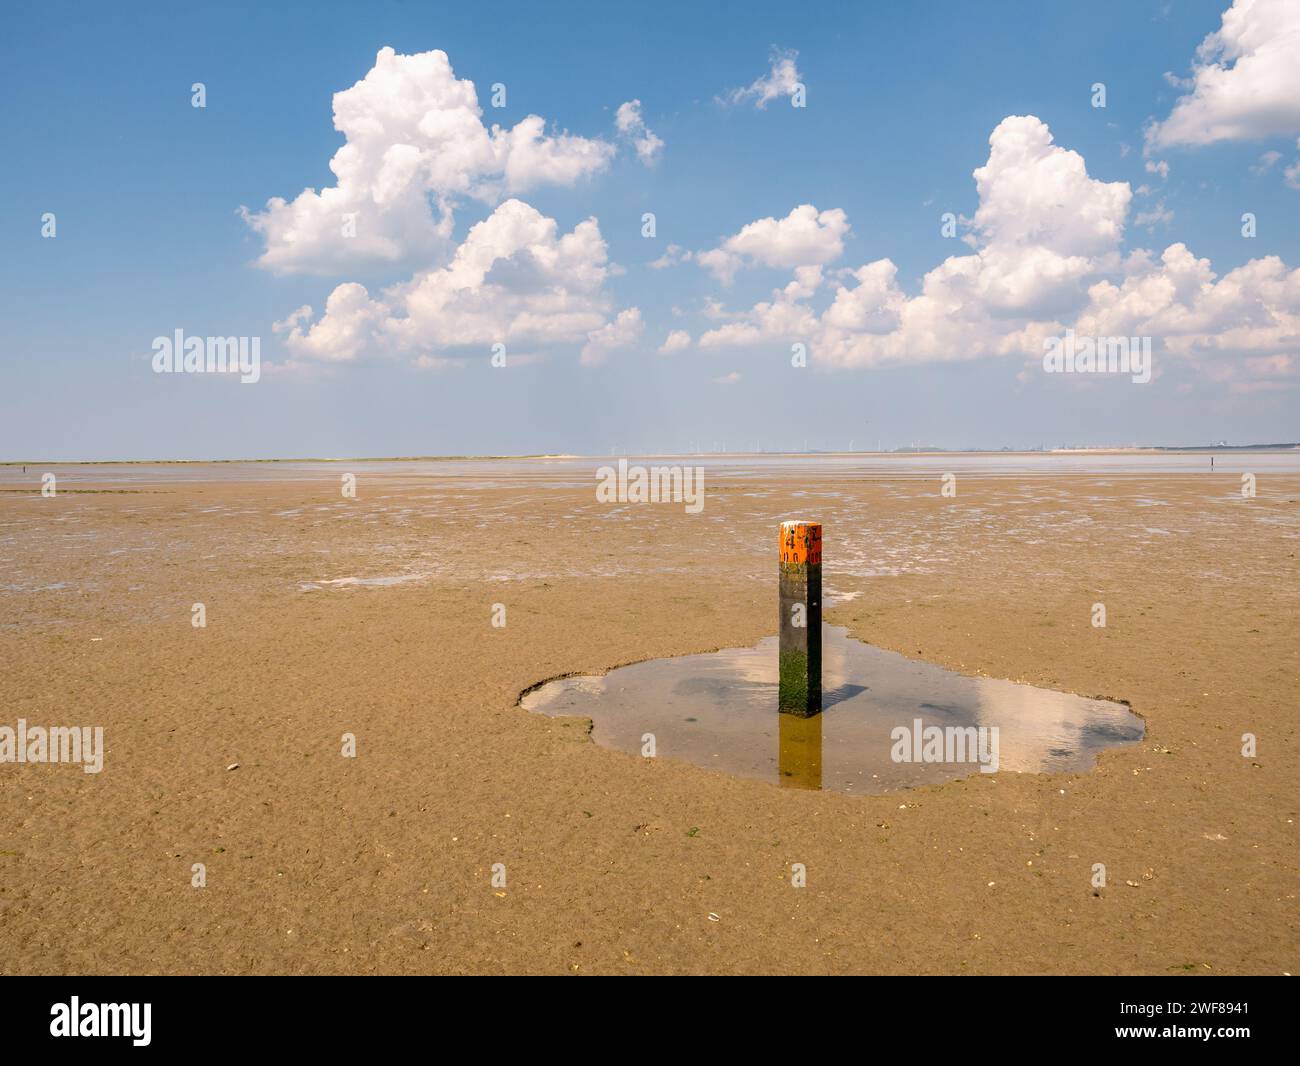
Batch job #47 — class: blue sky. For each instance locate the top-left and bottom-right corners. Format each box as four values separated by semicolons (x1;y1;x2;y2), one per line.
2;0;1298;459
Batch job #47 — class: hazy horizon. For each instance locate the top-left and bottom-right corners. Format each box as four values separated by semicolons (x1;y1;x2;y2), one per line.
4;442;1299;468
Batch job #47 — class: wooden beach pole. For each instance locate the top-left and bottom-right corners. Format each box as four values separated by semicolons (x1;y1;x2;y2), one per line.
779;520;822;717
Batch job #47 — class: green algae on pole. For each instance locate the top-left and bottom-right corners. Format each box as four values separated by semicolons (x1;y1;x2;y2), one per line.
779;521;822;717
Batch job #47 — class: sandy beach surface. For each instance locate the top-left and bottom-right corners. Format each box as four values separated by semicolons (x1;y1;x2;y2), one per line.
1;454;1295;974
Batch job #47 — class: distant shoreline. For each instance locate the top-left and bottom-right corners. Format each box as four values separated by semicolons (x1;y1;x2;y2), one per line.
2;444;1297;466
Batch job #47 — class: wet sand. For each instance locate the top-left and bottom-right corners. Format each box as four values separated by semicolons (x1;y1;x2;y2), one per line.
0;456;1296;974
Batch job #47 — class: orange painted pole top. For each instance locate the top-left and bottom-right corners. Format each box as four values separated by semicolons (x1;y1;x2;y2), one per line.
779;521;822;565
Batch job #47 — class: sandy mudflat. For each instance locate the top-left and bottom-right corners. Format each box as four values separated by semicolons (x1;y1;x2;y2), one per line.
0;456;1296;974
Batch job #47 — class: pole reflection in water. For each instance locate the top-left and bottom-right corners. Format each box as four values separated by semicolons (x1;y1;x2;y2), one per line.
778;712;823;790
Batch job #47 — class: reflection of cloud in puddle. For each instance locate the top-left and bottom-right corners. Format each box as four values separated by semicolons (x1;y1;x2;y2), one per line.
973;681;1140;774
521;625;1143;794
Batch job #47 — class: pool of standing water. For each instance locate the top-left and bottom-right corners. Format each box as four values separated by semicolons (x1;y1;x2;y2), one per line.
520;625;1144;793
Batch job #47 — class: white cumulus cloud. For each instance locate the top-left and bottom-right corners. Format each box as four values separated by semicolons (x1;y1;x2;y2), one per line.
615;100;664;165
1250;149;1283;174
697;204;849;284
724;48;803;109
649;244;692;269
274;199;621;364
695;115;1299;392
242;47;614;275
658;329;692;354
580;307;644;366
1076;245;1300;390
1147;0;1300;150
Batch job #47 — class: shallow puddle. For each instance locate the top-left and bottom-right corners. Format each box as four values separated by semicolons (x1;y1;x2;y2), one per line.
521;626;1143;793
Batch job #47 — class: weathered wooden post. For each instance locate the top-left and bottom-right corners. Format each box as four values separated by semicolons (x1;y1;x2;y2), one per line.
778;520;822;717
